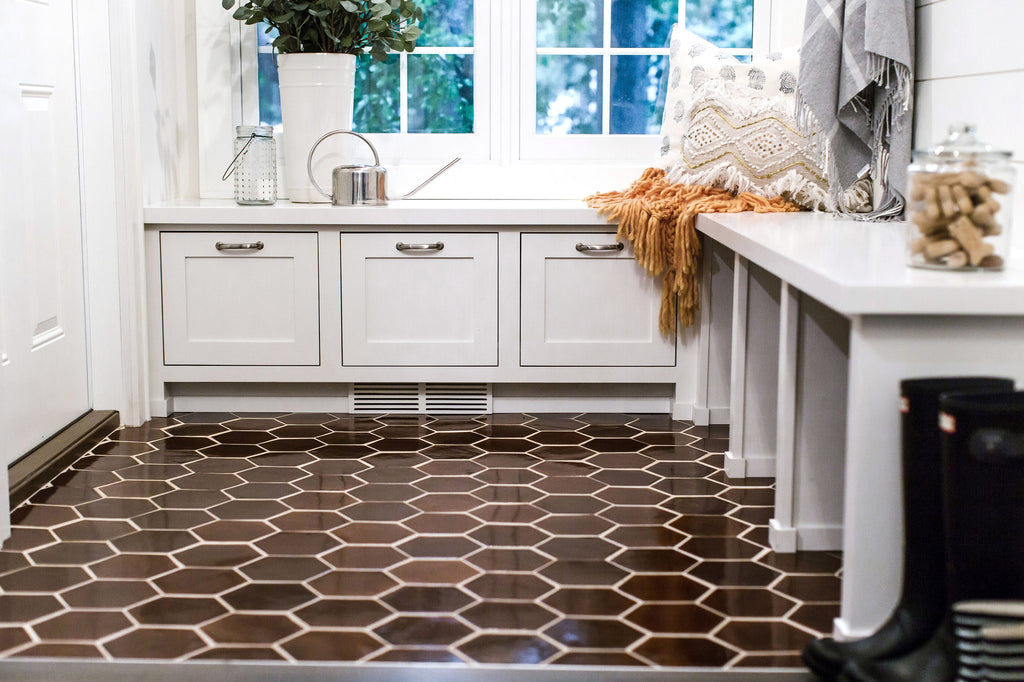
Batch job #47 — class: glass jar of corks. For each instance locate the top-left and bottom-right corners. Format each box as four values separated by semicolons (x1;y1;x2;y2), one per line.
907;124;1014;270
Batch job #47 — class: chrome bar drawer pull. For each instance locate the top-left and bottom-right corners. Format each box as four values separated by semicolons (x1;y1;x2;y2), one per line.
396;242;444;252
215;241;265;251
575;242;624;253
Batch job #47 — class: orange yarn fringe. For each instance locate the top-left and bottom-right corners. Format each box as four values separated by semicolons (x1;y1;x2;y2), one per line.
585;168;801;334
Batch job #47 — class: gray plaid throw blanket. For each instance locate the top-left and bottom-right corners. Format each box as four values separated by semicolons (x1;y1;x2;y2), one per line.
797;0;915;219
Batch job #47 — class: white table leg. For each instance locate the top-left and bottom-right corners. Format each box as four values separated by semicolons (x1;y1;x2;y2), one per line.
837;314;1024;638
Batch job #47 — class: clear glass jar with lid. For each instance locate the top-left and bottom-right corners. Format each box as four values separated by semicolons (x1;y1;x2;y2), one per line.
906;124;1014;270
223;125;277;205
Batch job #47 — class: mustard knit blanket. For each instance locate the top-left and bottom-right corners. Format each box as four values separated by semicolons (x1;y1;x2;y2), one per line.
585;168;801;334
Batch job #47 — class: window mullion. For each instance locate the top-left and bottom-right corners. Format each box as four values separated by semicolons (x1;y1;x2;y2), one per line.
602;0;611;136
400;53;408;135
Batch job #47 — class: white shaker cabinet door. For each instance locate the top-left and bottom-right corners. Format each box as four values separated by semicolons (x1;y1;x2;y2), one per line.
340;233;498;366
160;232;320;366
520;233;676;367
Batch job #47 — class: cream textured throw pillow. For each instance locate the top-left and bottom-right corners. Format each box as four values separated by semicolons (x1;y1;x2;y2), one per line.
657;26;800;172
667;78;833;210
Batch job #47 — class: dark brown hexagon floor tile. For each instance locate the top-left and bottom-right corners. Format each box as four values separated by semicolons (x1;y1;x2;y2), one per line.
469;503;547;524
471;485;545;504
316;429;378;445
185;458;253;474
743;525;771;547
369;438;430;453
371;648;465;663
467;548;549;572
424;431;485;446
223;418;284;431
70;455;136;473
522;462;600;479
680;537;763;560
528;445;597;461
648;460;717;478
733;653;808;667
332;522;413;545
620;574;710;602
255;531;339;556
412;476;483;494
0;566;91;592
590;469;661;487
129;596;228;625
374;425;433;439
277;413;336;425
117;463;191;481
529;430;589;446
398;535;481;559
323;545;405;569
542;588;636;617
227;482;301;500
544;618;643;648
719;487;775;506
539;560;628;586
270;510;345;532
389;559;479;584
788;603;839;634
418;459;485;476
758;550;843;574
476;424;536;438
538;537;619;560
342;501;418;522
474;454;540;469
202;613;301;644
403;512;481;535
10;643;105;658
419;444;484;460
309;570;398;597
173;543;261;568
381;585;475;612
282;630;382;661
458;633;559;664
239;556;328;582
62;580;157;608
262;438;325;453
627;603;723;634
132;509;215;530
174;472;245;490
374;616;473;646
104;627;207;659
687;560;781;587
0;626;32;652
357;466;425;484
774;574;842;603
90;553;177;579
473;468;542;485
701;588;798;619
189;647;286;660
0;552;29;576
30;486;102;506
3;527;57;551
138;450;204;465
296;599;393;628
323;415;381;432
250;452;315;467
605;525;684;548
284;491;357;510
470;524;549;547
551;651;648;666
587;452;653;469
474;438;537;454
532;477;605;496
97;480;176;498
671;514;750;537
91;440;153;456
654;478;726;496
596;487;669;506
662;496;737;515
600;506;677;526
28;541;114;565
210;499;289;520
222;583;317;611
466;573;554;600
72;497;155;518
53;518;131;540
270;424;330;439
30;606;131;638
193;520;275;542
311;443;378;459
213;430;277;445
535;514;614;536
154;568;246;595
717;620;816;652
526;415;585;431
463;601;558;630
111;529;199;553
107;424;169;441
348;483;422;503
9;504;78;527
165;423;224;438
201;444;267;458
0;595;64;623
634;636;738;667
535;495;607;515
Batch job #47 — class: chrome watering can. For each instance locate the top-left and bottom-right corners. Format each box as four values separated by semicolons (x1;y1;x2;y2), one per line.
306;129;460;206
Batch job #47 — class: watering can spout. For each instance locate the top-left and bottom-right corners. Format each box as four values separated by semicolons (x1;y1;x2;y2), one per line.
399;157;461;199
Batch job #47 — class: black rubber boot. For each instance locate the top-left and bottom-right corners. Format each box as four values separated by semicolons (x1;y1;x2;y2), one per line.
841;390;1024;682
802;377;1014;680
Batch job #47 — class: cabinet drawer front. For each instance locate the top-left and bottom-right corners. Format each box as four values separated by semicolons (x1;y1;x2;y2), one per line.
341;233;498;366
160;232;320;366
520;233;676;367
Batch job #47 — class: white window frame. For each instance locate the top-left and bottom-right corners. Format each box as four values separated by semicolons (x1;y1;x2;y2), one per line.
197;0;790;200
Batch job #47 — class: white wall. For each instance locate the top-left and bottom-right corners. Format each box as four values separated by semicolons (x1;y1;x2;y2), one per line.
914;0;1024;252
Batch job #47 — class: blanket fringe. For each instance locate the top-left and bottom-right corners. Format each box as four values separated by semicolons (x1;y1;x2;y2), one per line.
585;168;801;335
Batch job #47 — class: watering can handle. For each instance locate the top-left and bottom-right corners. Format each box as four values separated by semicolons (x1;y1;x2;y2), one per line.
306;129;381;200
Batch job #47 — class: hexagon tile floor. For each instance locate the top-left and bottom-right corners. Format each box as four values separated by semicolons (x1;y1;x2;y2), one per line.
0;412;840;670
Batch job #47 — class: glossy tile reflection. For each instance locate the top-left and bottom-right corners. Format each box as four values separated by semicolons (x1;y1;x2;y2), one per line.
0;411;840;669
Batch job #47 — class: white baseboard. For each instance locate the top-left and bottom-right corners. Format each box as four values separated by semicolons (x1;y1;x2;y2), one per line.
672;401;693;421
691;405;730;426
769;519;843;553
171;394;351;413
724;451;776;479
150;397;174;418
494;395;673;414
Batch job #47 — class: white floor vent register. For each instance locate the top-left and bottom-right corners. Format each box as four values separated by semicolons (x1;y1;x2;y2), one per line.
351;383;492;414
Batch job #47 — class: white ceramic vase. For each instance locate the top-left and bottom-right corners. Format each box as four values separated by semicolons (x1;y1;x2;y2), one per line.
277;53;357;203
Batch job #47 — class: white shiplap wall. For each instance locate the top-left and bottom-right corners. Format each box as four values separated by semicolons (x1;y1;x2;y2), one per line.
914;0;1024;250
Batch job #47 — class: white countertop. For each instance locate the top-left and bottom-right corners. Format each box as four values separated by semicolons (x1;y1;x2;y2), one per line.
144;198;611;226
697;212;1024;315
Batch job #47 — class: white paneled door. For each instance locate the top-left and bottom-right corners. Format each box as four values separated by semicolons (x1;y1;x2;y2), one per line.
0;0;91;542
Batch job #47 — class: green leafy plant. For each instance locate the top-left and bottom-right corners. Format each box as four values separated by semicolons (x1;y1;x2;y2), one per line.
223;0;423;61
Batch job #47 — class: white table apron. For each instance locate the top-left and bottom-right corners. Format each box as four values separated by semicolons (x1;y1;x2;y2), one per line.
694;212;1024;640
